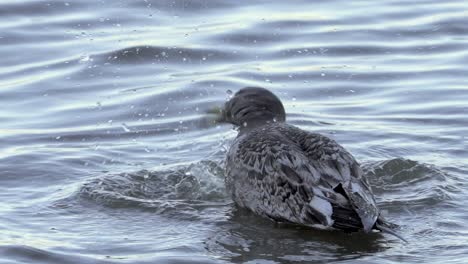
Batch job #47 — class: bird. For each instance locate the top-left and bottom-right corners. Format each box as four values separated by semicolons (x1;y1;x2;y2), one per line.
211;87;405;241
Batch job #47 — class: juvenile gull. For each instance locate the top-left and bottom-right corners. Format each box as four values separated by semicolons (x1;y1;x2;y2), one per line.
214;87;405;241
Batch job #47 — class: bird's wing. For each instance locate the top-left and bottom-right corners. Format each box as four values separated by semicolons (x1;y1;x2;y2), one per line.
226;124;380;232
226;130;354;229
288;127;379;232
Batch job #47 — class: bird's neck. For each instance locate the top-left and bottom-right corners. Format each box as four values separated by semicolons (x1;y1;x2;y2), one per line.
237;118;282;134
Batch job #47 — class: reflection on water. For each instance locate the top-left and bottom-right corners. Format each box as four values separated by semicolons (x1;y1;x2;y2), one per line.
207;207;390;263
1;0;468;263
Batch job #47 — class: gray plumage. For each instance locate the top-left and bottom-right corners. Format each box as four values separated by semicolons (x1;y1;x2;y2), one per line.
218;87;403;239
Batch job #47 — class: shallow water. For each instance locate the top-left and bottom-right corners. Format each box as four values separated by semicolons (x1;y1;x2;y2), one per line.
1;0;468;263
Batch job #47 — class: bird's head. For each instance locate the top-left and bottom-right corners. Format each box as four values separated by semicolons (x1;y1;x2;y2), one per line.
209;87;286;130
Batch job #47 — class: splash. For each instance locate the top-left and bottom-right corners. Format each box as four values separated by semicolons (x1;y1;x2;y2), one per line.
79;160;229;215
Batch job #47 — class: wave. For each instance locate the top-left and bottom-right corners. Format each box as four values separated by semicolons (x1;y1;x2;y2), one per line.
363;158;453;212
0;245;109;264
76;157;454;218
95;45;245;65
0;244;223;264
78;160;229;218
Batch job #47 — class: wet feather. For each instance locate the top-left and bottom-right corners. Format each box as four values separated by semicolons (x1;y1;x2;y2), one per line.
221;87;404;241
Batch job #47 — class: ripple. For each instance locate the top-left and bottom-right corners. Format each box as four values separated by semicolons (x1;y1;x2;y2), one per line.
0;245;109;264
78;160;228;218
1;0;468;263
128;0;236;13
0;244;224;264
363;158;453;212
205;208;390;264
97;45;245;65
0;1;84;18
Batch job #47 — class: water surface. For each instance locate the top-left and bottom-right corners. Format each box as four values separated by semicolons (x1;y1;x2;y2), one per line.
1;0;468;263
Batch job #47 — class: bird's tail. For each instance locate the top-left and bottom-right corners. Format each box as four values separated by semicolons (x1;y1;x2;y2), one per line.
332;205;408;243
331;204;364;232
374;218;408;243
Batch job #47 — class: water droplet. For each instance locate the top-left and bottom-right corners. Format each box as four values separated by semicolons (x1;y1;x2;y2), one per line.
243;122;248;127
321;73;326;77
79;55;91;63
292;96;296;101
202;57;206;61
121;123;131;132
226;89;233;95
108;120;113;124
55;136;61;140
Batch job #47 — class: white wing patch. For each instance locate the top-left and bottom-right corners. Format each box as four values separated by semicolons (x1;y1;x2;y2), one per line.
309;195;334;226
350;181;363;193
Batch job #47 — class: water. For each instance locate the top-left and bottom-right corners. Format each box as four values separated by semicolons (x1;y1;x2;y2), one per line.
1;0;468;263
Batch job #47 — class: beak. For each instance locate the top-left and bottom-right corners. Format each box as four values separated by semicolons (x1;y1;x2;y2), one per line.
205;105;226;124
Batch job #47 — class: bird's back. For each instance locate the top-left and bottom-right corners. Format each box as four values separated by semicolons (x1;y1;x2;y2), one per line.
225;123;380;232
